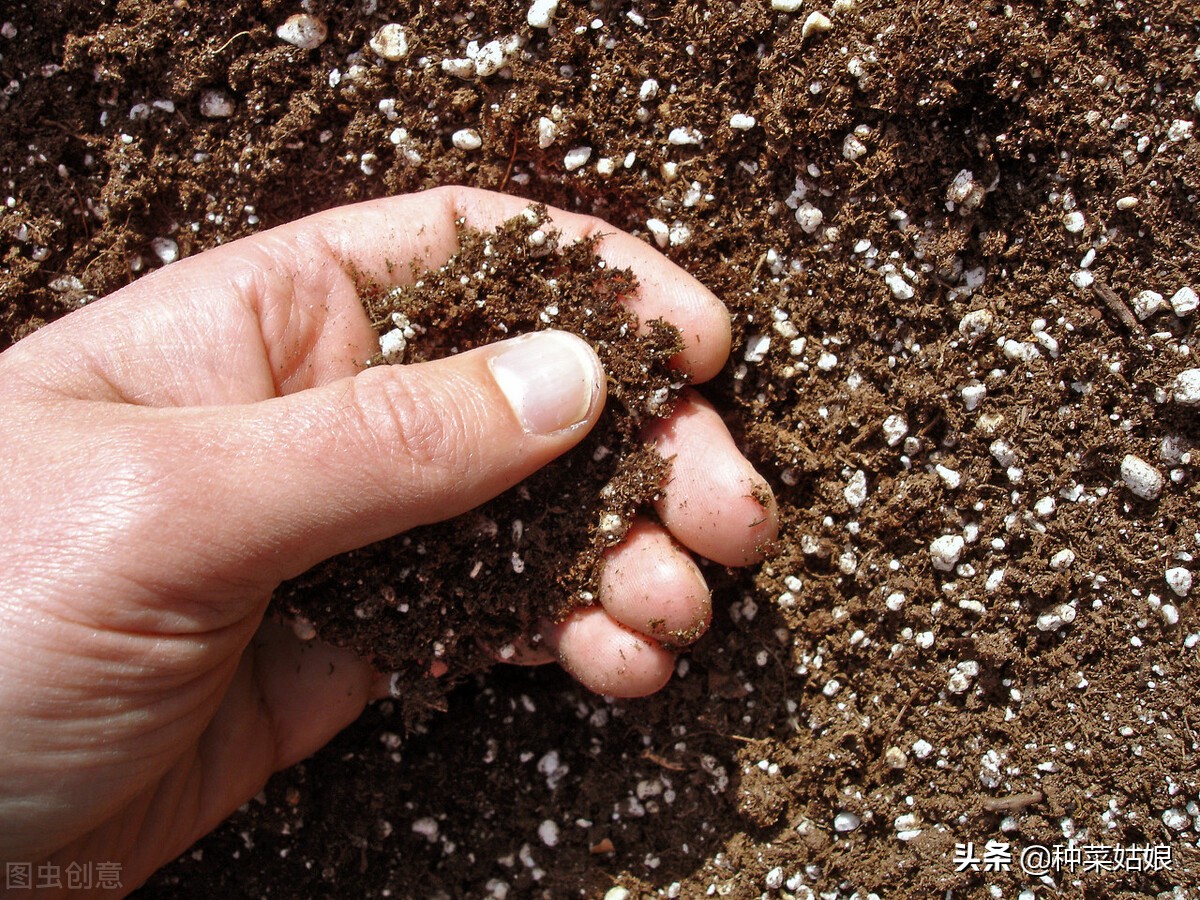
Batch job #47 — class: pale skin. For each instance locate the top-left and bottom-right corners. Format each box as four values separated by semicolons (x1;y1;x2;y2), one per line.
0;186;778;895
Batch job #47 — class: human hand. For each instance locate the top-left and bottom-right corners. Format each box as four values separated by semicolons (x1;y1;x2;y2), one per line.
0;186;777;893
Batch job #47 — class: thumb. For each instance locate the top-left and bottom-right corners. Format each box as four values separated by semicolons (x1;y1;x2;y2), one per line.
176;329;605;586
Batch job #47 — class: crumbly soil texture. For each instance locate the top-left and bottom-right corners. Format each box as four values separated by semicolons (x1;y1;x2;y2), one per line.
3;0;1200;897
278;207;682;716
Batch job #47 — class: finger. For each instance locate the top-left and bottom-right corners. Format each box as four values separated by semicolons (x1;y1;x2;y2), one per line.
191;617;376;834
643;389;779;567
4;186;730;407
543;607;675;698
141;330;606;597
598;518;711;646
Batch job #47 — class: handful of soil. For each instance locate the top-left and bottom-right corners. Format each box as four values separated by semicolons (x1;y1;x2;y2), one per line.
274;206;686;721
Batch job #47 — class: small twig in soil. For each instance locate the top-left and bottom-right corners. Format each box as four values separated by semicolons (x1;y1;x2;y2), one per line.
982;791;1044;814
214;31;252;54
1091;280;1143;335
41;119;94;143
749;252;767;287
641;748;687;772
889;683;924;732
728;733;758;744
498;133;518;193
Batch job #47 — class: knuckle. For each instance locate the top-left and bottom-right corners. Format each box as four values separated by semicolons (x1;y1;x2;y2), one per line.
346;368;477;482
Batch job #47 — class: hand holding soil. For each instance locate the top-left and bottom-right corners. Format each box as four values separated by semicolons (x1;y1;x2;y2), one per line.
0;186;777;891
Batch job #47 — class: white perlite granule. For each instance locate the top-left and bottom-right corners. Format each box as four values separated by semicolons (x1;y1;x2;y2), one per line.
1165;567;1192;597
1131;290;1165;320
151;237;179;265
802;12;832;38
563;146;592;170
1120;454;1163;500
536;116;558;148
276;13;327;50
199;89;235;118
833;811;861;832
1170;286;1198;316
411;817;439;841
795;202;824;234
1173;369;1200;406
537;819;559;847
369;24;409;61
844;469;867;509
929;535;965;572
1036;602;1077;632
452;129;483;150
527;0;558;28
882;414;908;446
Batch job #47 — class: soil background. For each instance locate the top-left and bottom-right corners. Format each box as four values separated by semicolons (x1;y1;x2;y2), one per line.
2;0;1199;897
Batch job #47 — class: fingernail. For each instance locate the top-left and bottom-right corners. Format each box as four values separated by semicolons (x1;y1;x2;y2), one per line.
489;331;602;434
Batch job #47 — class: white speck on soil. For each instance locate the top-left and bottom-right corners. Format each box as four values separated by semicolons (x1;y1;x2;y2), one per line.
199;89;234;118
844;469;867;509
1131;289;1165;320
536;116;558;148
744;333;771;363
764;866;784;890
646;217;669;248
802;12;832;39
452;128;482;150
884;270;914;300
442;57;474;79
379;328;407;362
833;811;861;832
151;237;179;265
794;202;824;234
667;126;703;146
1063;210;1086;233
537;819;559;847
412;817;439;841
527;0;558;29
563;146;592;170
959;308;994;339
276;13;327;50
1036;602;1077;632
960;381;987;411
882;414;908;446
1120;454;1163;500
935;465;961;490
1173;369;1200;406
369;24;409;61
929;535;965;572
1049;549;1076;571
842;133;867;160
1170;286;1198;316
1165;567;1192;597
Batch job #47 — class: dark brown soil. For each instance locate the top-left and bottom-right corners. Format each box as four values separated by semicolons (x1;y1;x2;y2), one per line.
279;209;684;719
2;0;1199;897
